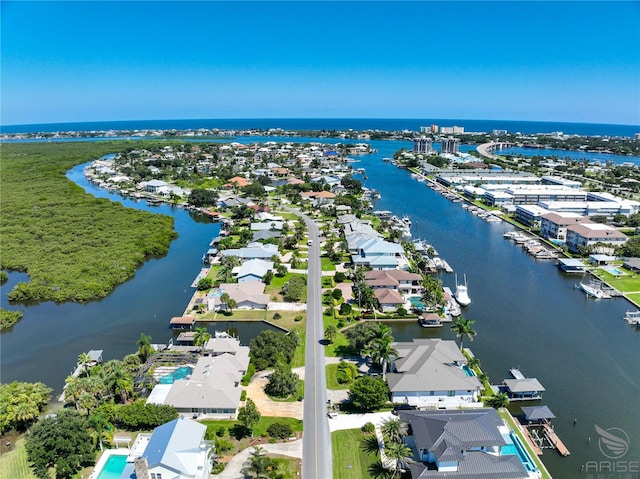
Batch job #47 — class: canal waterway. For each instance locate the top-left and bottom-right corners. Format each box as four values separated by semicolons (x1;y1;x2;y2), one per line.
2;138;639;478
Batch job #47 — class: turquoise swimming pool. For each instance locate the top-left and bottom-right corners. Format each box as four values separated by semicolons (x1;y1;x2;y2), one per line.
97;454;128;479
159;366;193;384
409;297;425;310
501;432;537;473
462;365;475;377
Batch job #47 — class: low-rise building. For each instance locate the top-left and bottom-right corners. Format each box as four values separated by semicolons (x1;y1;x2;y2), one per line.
566;223;628;254
540;212;588;241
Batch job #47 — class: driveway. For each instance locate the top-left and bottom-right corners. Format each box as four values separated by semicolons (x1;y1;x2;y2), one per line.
245;370;304;419
214;439;303;479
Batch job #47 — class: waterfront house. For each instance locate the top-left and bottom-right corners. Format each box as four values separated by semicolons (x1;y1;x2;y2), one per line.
218;243;279;261
141;179;168;194
120;417;213;479
225;176;251;188
208;282;270;310
364;270;422;295
374;288;404;312
623;257;640;272
351;237;405;270
387;339;482;408
147;341;249;419
233;259;274;283
398;408;529;479
557;258;587;273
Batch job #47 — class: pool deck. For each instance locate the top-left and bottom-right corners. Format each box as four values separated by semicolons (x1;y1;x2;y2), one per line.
89;448;130;479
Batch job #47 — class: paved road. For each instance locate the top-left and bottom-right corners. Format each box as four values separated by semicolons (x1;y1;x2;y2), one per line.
290;209;333;479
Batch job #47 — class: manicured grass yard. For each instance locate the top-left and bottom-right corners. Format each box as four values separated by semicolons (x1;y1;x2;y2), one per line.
201;416;303;439
332;429;378;479
625;292;640;306
325;363;354;390
291;332;306;368
497;409;552;479
0;438;37;479
321;257;336;271
593;267;640;293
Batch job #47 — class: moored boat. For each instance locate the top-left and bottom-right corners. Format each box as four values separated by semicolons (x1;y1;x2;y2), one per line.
454;274;471;306
579;281;604;299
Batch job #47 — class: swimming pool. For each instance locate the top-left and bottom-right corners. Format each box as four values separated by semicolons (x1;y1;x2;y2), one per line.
462;365;476;377
96;454;128;479
159;366;193;384
605;266;625;276
501;431;537;473
409;297;425;310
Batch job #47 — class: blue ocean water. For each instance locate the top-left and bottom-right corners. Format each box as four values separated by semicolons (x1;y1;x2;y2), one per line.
2;118;639;137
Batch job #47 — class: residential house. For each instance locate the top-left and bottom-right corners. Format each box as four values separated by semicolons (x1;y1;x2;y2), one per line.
233;259;273;283
120;417;213;479
142;179;168;194
351;237;405;270
364;270;422;295
147;336;249;419
374;288;404;312
387;339;482;407
208;282;270;310
218;242;279;261
398;409;530;479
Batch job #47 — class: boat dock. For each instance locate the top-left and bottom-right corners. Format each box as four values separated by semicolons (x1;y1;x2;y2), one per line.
542;424;570;456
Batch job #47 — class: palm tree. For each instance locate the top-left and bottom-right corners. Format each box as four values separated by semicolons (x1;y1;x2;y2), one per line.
136;333;153;362
77;352;92;377
242;446;272;479
450;316;477;351
363;324;398;380
380;417;406;444
194;326;211;352
104;360;133;404
217;264;234;283
88;413;113;451
226;298;237;314
487;392;510;409
220;292;231;312
384;441;414;478
324;325;338;343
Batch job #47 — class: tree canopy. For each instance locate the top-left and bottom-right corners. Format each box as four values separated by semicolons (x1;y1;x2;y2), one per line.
249;330;299;370
348;376;389;411
0;381;52;433
26;411;95;479
187;188;218;207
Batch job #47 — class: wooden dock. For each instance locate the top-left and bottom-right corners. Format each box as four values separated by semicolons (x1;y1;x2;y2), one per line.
543;423;571;456
521;426;543;456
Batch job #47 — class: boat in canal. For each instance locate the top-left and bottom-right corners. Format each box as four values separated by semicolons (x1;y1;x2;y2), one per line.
624;310;640;325
579;281;604;299
455;274;471;306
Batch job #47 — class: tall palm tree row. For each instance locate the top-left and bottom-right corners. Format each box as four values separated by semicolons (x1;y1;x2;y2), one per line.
363;324;398;381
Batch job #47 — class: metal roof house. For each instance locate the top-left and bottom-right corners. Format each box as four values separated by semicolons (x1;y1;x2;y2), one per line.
121;417;213;479
399;409;529;479
387;339;482;408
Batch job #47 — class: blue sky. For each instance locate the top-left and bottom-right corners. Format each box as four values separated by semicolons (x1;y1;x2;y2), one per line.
2;1;639;126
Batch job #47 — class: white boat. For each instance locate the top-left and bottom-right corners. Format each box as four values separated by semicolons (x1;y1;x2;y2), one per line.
623;311;640;325
579;282;604;299
454;274;471;306
402;215;412;226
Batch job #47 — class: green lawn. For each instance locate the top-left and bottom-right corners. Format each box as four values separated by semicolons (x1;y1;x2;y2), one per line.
332;429;378;479
291;332;306;368
268;380;304;402
497;409;552;479
326;363;355;390
593;267;640;293
323;312;354;357
0;438;37;479
200;310;266;321
625;293;640;306
201;416;303;438
321;257;337;271
268;457;299;479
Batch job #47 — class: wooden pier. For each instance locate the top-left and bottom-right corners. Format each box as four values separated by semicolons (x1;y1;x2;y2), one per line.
521;426;543;456
543;423;571;456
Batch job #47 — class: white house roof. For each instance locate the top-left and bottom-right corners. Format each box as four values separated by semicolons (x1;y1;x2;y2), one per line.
235;259;273;280
143;417;207;477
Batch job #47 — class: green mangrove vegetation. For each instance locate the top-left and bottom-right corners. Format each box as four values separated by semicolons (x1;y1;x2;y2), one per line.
0;141;178;303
